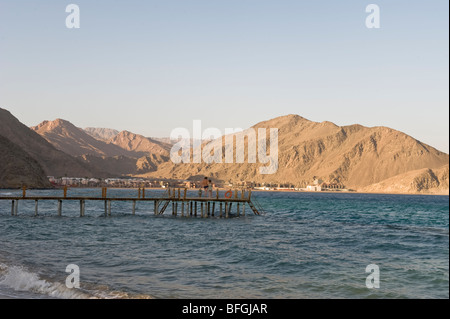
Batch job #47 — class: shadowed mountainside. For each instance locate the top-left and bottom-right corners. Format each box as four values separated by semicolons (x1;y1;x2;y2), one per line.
0;108;105;178
0;134;52;188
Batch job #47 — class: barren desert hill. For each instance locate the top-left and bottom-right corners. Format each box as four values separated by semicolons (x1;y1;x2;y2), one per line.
1;108;448;193
0;108;105;178
0;134;52;188
77;153;167;176
31;118;171;176
108;130;171;157
360;164;449;195
84;127;119;141
31;119;134;157
140;114;449;191
253;114;448;187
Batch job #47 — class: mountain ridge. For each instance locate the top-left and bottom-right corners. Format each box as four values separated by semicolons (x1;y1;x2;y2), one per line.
1;108;448;193
0;108;105;179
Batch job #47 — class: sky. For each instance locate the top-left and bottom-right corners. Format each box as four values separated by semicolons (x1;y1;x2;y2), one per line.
0;0;448;152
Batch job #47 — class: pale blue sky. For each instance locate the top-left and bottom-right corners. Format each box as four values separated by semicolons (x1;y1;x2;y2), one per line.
0;0;448;152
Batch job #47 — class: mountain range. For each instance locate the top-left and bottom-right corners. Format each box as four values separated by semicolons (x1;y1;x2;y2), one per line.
0;107;448;194
137;114;449;193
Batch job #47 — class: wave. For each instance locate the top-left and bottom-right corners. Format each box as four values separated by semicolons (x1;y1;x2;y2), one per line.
0;263;152;299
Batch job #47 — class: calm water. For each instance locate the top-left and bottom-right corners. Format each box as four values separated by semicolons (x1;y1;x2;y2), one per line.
0;189;448;299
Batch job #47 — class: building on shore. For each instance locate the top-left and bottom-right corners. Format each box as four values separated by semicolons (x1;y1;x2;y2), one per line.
306;185;322;192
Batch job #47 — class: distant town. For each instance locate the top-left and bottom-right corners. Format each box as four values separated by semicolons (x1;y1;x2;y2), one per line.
47;176;352;192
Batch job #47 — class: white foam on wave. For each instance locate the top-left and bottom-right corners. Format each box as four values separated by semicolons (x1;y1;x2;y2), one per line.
0;263;94;299
0;263;153;299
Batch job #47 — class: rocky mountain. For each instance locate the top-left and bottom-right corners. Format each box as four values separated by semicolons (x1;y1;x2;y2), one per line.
147;137;176;146
84;127;119;142
360;164;449;195
139;114;449;193
31;119;171;176
77;153;166;176
0;134;52;188
31;119;132;157
0;108;104;178
2;109;448;193
108;131;171;157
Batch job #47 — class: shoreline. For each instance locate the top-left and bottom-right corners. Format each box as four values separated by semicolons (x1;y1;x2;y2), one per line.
1;187;448;197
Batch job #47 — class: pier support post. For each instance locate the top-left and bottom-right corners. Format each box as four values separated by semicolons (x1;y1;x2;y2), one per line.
132;200;136;215
104;200;107;217
11;200;14;216
225;202;229;219
207;202;210;217
212;202;215;217
195;202;197;217
201;203;204;218
220;202;223;218
181;202;184;217
190;201;193;216
155;200;159;215
14;200;18;216
175;202;178;216
237;203;240;217
58;200;62;217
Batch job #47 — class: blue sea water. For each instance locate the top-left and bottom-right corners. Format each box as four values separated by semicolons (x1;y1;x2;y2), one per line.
0;189;448;299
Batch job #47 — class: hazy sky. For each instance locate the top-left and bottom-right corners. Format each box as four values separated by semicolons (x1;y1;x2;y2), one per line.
0;0;448;152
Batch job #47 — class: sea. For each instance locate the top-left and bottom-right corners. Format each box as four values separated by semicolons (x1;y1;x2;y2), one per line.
0;188;448;299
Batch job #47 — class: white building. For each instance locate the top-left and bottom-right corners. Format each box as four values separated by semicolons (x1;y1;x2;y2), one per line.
306;185;322;192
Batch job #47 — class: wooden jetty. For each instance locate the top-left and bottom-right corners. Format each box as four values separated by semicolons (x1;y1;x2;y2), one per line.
0;187;263;218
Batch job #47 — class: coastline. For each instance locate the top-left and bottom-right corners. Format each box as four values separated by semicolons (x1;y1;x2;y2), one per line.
1;186;447;196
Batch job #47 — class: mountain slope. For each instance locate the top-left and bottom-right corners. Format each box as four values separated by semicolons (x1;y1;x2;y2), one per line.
140;114;449;192
360;164;449;195
84;127;119;142
109;131;171;157
31;119;132;157
0;108;104;178
0;134;52;188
